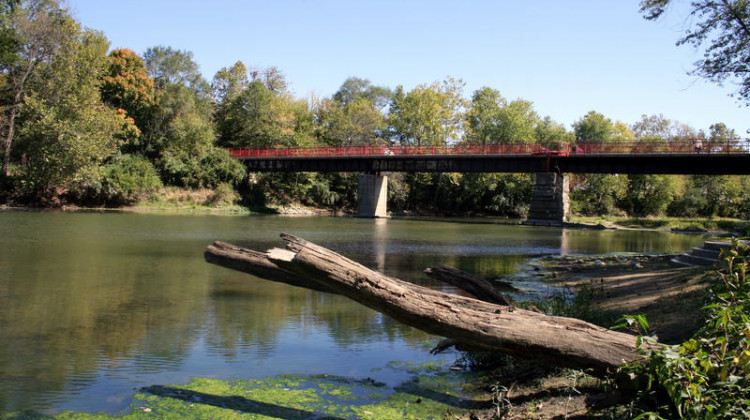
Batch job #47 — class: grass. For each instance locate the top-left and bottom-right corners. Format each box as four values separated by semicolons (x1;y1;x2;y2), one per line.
571;215;750;235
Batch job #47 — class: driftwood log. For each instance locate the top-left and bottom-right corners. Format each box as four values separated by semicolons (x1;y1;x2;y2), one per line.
205;234;651;377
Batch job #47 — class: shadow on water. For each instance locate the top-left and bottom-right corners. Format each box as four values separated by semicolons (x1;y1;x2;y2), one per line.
143;385;345;420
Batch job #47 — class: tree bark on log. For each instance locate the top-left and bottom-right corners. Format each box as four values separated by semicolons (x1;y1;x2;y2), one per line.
204;234;651;377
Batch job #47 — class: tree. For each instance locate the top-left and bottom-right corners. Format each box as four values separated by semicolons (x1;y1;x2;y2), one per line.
573;110;614;143
535;116;575;148
17;26;122;197
641;0;750;104
332;77;391;109
100;48;157;130
464;88;539;146
143;45;210;97
316;97;385;146
1;0;71;176
464;87;504;146
215;79;314;149
211;60;249;105
387;78;465;147
570;111;629;215
152;83;245;188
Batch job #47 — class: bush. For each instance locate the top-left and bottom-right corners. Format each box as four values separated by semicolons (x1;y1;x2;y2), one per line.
622;240;750;419
101;154;162;205
159;147;246;189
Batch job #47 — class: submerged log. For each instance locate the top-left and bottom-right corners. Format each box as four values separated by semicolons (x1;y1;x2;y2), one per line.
205;234;652;376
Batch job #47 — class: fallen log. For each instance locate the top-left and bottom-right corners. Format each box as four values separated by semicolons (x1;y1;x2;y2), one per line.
205;234;652;376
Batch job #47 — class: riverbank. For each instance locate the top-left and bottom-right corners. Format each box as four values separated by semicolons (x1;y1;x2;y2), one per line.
457;253;715;419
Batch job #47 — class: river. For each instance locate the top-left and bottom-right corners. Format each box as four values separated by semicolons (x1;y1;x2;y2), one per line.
0;211;708;414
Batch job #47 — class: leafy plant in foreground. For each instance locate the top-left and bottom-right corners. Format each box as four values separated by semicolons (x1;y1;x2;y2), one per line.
621;239;750;419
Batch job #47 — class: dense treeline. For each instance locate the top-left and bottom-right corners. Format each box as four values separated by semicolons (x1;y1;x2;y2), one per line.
1;0;749;219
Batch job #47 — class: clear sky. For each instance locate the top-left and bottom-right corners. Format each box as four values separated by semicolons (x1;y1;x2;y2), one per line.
67;0;748;135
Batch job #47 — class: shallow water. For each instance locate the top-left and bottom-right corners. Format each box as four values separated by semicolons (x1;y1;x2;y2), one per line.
0;211;708;414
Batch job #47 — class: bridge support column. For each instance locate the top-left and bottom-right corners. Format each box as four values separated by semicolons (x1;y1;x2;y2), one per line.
524;173;569;226
357;174;388;218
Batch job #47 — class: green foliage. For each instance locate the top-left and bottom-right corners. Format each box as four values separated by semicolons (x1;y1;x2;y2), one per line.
16;26;122;198
623;175;681;217
97;153;161;205
387;77;465;147
668;175;750;218
332;77;392;109
536;116;575;148
142;45;209;96
574;111;614;143
464;87;540;145
215;79;314;149
570;174;628;216
622;240;750;419
211;60;249;104
1;0;76;176
315;96;386;146
641;0;750;104
160;146;245;189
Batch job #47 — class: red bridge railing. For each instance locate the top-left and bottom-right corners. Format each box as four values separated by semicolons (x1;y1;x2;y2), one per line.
229;140;750;159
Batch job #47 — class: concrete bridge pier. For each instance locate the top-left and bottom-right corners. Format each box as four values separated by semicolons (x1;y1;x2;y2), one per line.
357;174;388;218
524;173;569;226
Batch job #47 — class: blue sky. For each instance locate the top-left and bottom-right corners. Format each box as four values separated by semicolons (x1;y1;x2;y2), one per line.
68;0;748;135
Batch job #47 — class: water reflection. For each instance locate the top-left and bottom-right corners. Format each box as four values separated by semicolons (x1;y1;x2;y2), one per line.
0;212;708;414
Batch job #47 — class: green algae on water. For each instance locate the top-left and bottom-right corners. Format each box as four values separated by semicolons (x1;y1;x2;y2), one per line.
4;363;482;420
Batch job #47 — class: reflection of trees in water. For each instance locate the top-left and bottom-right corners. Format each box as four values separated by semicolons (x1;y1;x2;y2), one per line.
0;234;209;412
206;275;433;354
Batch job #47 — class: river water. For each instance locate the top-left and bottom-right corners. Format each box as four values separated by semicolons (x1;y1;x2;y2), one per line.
0;211;708;414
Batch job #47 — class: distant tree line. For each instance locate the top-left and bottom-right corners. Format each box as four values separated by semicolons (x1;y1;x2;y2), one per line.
1;0;749;219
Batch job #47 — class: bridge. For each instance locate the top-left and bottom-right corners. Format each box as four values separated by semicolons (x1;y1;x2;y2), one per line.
230;141;750;224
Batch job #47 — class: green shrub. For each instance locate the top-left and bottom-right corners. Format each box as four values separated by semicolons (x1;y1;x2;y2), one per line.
102;154;162;205
159;147;246;189
621;239;750;419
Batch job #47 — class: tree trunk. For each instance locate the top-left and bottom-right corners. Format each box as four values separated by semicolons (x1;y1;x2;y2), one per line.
205;234;652;376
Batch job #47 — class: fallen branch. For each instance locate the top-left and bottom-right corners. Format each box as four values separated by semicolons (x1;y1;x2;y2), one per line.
424;266;514;306
205;234;651;376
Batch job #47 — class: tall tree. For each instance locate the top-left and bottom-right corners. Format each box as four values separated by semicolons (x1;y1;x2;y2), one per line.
573;110;614;143
18;26;122;196
211;60;249;105
641;0;750;104
216;79;314;149
100;48;157;134
465;87;540;145
0;0;71;176
143;45;210;97
535;116;575;148
387;78;465;147
315;97;385;146
332;77;391;109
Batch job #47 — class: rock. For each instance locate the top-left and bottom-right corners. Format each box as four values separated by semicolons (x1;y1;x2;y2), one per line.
631;262;644;269
594;260;606;267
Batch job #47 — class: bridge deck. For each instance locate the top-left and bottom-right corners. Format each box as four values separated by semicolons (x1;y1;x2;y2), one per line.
231;141;750;175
